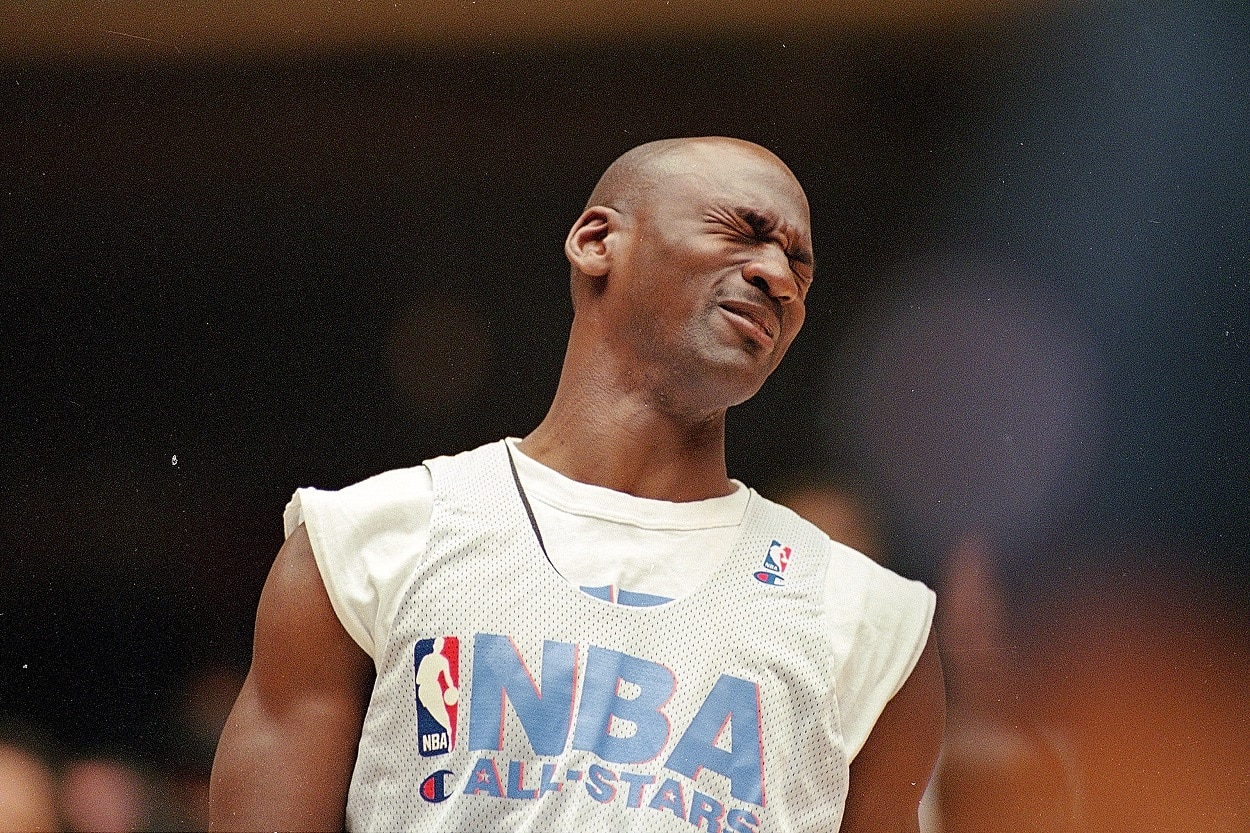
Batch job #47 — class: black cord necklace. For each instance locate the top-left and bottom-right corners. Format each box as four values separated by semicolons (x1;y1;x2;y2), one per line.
506;443;552;564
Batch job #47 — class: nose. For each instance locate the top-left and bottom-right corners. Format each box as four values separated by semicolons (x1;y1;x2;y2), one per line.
742;246;799;304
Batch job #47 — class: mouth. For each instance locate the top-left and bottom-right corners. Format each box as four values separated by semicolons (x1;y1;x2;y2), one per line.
718;299;778;348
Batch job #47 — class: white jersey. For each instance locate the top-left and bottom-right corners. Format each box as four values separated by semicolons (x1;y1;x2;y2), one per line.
286;440;935;832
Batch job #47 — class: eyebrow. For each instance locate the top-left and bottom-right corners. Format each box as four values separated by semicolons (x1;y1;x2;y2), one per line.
735;208;815;270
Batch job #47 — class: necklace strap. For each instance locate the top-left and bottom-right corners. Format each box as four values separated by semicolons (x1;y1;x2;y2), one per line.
505;442;552;563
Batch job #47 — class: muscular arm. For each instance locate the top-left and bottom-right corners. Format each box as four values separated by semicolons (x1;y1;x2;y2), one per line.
209;524;374;832
840;630;945;833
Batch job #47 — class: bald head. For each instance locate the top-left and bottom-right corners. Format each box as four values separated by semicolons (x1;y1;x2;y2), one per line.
585;136;801;215
556;134;813;410
539;134;815;442
567;137;812;306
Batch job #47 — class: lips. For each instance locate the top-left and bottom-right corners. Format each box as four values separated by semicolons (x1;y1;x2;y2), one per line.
718;298;778;346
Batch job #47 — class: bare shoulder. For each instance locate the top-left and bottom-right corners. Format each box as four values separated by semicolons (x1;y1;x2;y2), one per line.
841;630;945;833
247;523;374;709
209;525;373;832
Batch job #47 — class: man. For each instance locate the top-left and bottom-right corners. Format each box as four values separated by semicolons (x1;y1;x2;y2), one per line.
210;137;944;832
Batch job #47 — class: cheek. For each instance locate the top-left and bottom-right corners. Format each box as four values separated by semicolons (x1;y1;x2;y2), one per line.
785;305;807;341
768;307;806;364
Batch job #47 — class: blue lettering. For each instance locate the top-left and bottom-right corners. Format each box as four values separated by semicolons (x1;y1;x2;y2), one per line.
690;791;725;832
468;634;576;756
464;758;503;798
665;675;765;807
585;764;617;804
648;777;687;819
726;808;760;832
538;763;562;796
571;645;675;763
505;759;537;800
618;771;655;808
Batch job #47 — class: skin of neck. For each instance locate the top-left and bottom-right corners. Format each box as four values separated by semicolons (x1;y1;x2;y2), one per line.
518;314;737;503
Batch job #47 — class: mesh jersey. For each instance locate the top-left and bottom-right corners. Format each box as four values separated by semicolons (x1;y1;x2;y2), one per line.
287;440;935;832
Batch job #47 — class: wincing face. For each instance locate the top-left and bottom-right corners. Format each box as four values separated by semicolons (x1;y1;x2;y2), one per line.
607;142;815;412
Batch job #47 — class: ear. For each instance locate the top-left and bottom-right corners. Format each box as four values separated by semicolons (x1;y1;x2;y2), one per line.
565;206;618;277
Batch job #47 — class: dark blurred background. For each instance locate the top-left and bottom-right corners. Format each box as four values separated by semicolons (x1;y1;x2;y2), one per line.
2;1;1247;830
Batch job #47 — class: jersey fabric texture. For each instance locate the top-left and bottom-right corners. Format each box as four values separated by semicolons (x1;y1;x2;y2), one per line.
285;440;935;832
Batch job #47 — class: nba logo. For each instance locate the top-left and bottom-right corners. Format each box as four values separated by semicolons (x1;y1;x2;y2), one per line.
767;541;791;572
414;636;460;756
755;540;792;586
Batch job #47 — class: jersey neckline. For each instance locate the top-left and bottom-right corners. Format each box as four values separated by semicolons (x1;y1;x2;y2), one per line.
503;437;749;531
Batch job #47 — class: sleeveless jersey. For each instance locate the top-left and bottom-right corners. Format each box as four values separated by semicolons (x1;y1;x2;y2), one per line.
345;441;846;832
289;440;936;831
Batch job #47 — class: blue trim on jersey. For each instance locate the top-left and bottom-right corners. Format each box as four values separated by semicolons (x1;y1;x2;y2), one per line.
580;585;673;607
581;585;615;603
617;588;673;607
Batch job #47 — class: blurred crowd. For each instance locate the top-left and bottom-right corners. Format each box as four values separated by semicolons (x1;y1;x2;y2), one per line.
1;665;242;832
773;478;1250;832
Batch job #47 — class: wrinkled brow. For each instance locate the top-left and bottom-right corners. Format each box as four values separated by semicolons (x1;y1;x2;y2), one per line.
735;207;815;270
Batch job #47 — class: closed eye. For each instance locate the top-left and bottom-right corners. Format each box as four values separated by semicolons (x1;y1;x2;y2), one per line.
735;208;815;272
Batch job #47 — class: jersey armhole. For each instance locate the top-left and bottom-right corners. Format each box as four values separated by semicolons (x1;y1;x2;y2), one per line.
825;545;937;762
285;488;378;660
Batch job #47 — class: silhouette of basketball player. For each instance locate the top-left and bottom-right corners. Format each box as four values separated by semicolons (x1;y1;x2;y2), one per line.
415;637;459;734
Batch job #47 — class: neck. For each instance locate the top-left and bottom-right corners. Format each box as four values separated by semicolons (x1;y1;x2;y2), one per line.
519;351;735;503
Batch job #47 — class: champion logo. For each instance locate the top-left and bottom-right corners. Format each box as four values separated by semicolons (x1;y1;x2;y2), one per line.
420;769;457;803
754;540;792;586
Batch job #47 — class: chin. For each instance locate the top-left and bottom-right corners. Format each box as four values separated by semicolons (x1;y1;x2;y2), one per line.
708;361;774;407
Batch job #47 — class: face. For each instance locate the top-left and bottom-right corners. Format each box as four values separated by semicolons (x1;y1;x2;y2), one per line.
607;142;814;409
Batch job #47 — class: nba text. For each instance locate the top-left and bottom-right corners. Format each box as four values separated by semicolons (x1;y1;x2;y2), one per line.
415;632;771;822
468;633;766;807
463;756;760;832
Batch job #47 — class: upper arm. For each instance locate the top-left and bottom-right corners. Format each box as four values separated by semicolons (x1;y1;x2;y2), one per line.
209;524;374;832
840;629;946;833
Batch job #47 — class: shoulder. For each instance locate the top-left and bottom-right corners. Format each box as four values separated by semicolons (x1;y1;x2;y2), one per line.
827;540;935;673
814;527;935;640
282;464;436;660
750;489;937;761
824;541;936;761
748;490;841;557
850;544;936;625
751;491;935;623
285;465;434;541
422;439;512;483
